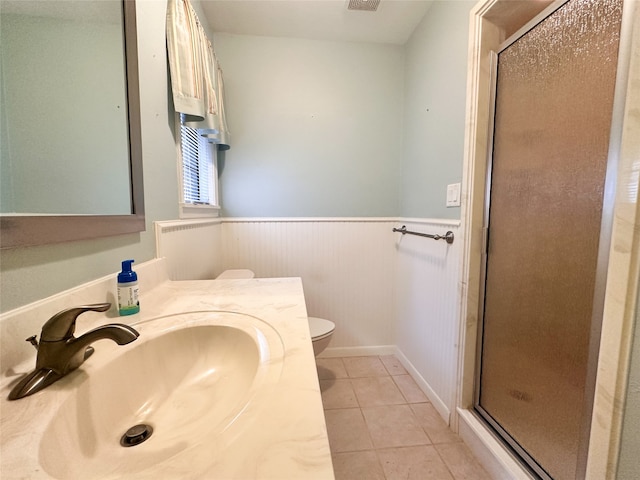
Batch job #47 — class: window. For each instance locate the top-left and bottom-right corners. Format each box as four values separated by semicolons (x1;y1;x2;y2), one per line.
178;119;219;218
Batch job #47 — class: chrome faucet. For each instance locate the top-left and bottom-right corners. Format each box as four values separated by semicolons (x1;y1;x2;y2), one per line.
8;303;139;400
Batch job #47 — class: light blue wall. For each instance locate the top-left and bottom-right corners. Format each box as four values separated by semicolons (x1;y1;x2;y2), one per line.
213;33;404;217
401;0;475;219
214;1;474;219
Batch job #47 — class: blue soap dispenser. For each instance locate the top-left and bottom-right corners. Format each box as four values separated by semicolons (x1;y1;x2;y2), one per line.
117;259;140;316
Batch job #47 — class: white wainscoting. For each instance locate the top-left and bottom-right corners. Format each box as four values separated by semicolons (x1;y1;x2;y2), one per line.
394;218;462;421
220;218;398;352
155;219;223;281
154;217;462;419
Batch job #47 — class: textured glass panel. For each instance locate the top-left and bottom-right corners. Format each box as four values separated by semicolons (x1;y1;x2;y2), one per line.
478;0;623;479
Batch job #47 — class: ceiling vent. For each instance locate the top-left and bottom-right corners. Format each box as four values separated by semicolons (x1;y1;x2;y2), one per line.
347;0;381;12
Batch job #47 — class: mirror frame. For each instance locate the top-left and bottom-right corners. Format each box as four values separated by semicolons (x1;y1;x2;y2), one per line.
0;0;145;249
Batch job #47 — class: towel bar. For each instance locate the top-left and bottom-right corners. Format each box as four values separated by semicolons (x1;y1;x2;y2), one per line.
392;225;454;244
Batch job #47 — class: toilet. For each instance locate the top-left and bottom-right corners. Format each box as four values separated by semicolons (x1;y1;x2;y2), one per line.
215;269;256;280
216;270;335;356
308;316;335;356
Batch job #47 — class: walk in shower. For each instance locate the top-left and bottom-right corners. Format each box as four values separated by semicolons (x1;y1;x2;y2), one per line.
475;0;624;478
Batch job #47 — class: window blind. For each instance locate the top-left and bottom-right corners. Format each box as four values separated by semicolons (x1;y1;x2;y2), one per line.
181;124;213;205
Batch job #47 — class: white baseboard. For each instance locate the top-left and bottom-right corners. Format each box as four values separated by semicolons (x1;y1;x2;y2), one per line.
318;345;397;358
393;348;451;424
457;409;534;480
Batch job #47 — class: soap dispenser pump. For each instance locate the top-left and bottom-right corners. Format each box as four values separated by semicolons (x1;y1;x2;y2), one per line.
117;259;140;316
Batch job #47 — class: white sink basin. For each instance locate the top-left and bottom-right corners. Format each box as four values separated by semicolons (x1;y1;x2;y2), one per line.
37;311;284;479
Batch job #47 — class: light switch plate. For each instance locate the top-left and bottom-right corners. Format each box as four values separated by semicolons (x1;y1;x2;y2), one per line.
446;183;461;207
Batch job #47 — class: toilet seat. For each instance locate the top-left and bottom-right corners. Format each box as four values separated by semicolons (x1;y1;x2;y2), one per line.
308;317;335;340
216;269;255;279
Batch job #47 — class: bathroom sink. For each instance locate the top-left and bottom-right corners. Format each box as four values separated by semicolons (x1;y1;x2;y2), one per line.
37;311;284;479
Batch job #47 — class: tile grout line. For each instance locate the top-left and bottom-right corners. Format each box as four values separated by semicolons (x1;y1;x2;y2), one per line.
432;443;460;480
359;354;403;480
319;356;491;479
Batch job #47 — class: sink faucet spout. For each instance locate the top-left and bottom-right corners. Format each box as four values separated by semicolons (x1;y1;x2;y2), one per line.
73;323;139;348
8;303;140;400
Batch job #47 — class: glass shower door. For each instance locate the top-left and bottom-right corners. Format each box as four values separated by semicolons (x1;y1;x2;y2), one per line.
476;0;624;478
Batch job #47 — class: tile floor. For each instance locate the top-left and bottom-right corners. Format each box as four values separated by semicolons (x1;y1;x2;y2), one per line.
316;355;492;480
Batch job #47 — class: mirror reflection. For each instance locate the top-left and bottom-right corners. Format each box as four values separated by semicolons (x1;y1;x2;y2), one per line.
0;0;132;215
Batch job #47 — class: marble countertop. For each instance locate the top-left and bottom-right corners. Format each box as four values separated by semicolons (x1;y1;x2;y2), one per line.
0;276;334;479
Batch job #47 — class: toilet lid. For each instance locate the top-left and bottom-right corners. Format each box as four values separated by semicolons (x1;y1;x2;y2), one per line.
308;317;335;338
216;269;255;279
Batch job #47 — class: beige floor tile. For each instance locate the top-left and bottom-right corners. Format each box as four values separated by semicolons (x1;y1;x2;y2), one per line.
321;357;489;479
320;378;359;409
411;403;462;444
332;450;385;480
392;374;429;403
343;356;388;378
324;408;373;453
352;376;406;407
378;445;455;480
362;405;431;449
380;355;408;375
316;357;348;380
435;442;492;480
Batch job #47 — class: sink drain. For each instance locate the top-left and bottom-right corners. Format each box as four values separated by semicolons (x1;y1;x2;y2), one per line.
120;424;153;447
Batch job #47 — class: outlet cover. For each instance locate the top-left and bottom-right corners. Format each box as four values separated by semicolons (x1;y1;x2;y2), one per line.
446;183;461;207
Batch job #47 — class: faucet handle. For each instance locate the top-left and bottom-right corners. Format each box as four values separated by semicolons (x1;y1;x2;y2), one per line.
25;335;39;350
40;303;111;342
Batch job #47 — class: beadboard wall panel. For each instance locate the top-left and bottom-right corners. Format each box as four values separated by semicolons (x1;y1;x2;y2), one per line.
154;219;223;281
394;219;462;419
221;219;397;350
154;217;462;417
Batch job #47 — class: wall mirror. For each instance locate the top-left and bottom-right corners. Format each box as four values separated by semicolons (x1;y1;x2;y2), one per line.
0;0;144;249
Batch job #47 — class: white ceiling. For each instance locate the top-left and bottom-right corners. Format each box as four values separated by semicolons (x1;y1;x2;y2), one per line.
200;0;434;45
